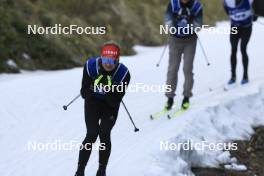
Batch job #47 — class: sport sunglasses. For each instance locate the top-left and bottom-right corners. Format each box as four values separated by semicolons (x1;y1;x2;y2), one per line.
101;57;118;65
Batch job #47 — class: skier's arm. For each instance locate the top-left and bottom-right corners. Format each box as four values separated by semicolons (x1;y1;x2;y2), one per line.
165;3;174;26
223;3;229;15
105;72;131;108
251;0;258;21
192;8;203;28
80;63;92;99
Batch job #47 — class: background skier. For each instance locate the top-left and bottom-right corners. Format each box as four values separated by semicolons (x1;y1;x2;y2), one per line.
224;0;258;84
74;41;130;176
164;0;203;110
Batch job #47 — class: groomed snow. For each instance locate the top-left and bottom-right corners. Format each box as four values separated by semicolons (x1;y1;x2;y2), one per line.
0;21;264;176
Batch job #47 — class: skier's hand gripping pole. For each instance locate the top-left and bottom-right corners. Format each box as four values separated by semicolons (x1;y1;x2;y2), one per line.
253;14;264;26
63;94;81;111
121;101;139;132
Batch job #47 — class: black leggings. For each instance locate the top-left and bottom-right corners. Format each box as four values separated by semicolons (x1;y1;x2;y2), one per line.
77;98;119;168
230;25;252;79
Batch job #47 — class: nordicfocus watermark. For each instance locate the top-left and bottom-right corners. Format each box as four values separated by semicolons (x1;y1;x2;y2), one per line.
27;140;106;151
93;82;172;93
160;140;238;151
27;24;106;35
160;24;238;35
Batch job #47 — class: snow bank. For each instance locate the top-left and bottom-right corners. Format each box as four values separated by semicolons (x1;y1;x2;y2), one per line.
148;86;264;176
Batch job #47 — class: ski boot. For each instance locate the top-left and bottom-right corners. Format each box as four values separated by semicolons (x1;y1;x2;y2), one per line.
241;79;249;85
181;97;190;110
241;75;249;85
165;97;174;110
228;77;236;85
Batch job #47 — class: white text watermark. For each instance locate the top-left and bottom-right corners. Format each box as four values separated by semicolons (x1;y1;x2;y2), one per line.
93;82;172;93
160;24;238;35
27;140;106;151
160;140;238;151
27;24;106;35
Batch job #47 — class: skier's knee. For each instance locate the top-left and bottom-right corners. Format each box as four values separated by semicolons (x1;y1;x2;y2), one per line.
99;131;111;143
183;69;193;77
99;137;111;148
242;56;248;62
83;132;98;144
241;48;247;57
232;47;237;52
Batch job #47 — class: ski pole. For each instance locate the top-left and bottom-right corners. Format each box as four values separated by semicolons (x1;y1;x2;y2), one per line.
253;14;264;25
121;101;140;132
197;36;211;66
156;40;169;67
63;94;81;111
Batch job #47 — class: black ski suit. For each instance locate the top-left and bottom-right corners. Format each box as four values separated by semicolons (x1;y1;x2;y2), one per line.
230;25;252;79
77;59;130;168
224;0;257;79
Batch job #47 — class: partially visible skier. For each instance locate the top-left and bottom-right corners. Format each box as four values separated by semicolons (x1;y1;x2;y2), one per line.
164;0;203;110
74;41;130;176
224;0;258;84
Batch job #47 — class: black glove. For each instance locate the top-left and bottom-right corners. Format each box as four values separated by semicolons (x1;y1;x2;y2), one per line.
80;88;86;99
253;15;258;22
